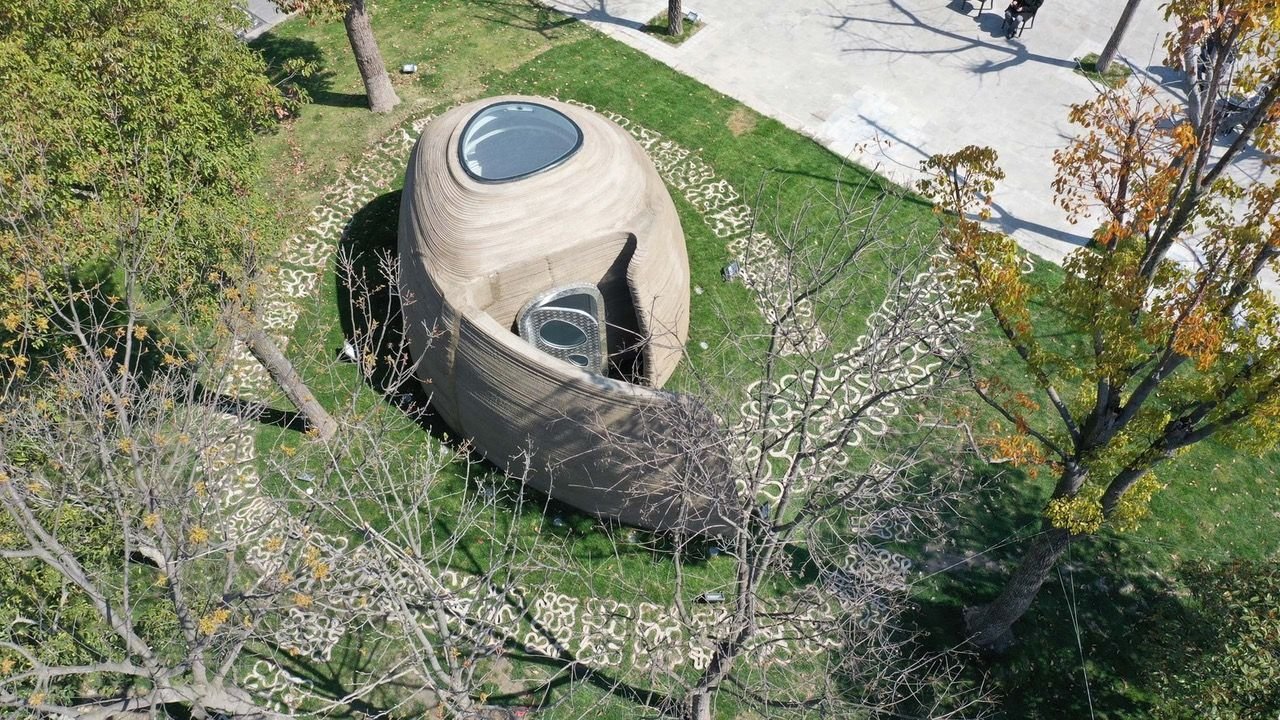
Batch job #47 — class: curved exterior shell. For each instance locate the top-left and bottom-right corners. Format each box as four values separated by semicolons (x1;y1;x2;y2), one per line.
398;96;732;534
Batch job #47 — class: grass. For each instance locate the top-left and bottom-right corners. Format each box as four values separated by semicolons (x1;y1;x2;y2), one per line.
246;3;1280;717
641;11;705;45
248;0;590;246
1075;52;1134;88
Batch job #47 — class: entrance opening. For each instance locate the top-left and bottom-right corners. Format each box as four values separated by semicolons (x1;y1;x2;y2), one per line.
518;285;607;374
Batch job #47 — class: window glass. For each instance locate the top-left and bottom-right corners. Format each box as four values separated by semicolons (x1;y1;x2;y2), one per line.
459;102;583;182
539;319;588;349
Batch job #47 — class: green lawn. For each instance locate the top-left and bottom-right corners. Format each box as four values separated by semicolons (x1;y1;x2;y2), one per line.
249;0;593;245
246;2;1280;717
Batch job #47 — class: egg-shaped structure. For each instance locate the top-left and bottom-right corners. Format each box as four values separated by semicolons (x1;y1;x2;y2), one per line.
398;96;732;534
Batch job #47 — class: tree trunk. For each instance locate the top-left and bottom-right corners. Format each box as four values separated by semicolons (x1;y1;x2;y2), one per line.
1095;0;1142;74
343;0;399;114
963;526;1073;652
234;321;338;442
687;692;712;720
668;0;684;37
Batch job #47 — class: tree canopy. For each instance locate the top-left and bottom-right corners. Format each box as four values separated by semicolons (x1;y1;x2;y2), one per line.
0;0;290;329
0;0;341;437
920;0;1280;648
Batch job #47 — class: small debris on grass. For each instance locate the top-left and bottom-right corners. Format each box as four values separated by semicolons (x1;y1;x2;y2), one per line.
722;260;741;282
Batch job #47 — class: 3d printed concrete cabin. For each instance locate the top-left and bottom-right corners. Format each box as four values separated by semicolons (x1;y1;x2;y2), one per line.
398;96;732;533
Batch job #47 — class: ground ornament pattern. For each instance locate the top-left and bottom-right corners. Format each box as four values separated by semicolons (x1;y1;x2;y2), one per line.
207;107;972;709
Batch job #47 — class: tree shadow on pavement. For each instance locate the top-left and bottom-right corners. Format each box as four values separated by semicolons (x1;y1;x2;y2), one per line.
825;0;1077;74
987;199;1093;248
530;0;646;30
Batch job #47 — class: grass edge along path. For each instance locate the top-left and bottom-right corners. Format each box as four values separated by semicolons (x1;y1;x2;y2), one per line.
248;14;1280;719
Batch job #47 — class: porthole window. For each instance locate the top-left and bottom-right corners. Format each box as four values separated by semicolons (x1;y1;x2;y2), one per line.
539;319;588;349
459;102;583;183
518;284;606;373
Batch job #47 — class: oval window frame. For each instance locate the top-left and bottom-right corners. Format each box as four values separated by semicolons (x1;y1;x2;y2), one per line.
457;101;584;184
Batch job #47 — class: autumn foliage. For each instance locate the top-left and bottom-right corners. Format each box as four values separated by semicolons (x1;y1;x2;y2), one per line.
920;0;1280;647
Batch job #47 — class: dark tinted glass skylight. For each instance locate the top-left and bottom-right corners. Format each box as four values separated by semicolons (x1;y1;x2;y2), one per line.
459;102;583;182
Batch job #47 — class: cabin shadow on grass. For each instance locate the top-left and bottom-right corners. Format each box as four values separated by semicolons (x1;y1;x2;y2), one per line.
334;189;447;433
334;190;715;565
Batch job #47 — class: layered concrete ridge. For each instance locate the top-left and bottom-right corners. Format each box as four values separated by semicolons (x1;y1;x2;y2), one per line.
398;96;735;534
203;107;953;707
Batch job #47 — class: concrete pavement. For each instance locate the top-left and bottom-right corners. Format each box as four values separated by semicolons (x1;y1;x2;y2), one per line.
543;0;1272;279
239;0;294;41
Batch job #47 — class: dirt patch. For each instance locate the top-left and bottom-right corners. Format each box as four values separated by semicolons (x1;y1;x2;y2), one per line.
486;656;534;695
727;106;757;136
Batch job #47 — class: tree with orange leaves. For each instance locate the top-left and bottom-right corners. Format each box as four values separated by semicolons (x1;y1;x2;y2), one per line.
920;0;1280;650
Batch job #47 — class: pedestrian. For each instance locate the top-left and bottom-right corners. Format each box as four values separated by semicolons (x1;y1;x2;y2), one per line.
1003;0;1043;37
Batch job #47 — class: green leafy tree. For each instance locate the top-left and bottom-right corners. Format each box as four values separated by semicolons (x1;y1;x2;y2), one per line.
0;0;337;439
919;0;1280;650
272;0;401;113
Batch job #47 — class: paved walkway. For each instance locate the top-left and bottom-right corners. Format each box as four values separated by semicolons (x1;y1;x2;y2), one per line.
544;0;1274;281
239;0;294;40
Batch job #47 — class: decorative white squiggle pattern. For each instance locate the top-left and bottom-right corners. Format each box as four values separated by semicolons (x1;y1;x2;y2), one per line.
555;98;828;355
731;253;976;505
198;102;994;707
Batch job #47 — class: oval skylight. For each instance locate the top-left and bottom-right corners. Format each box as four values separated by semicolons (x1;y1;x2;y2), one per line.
459;102;583;183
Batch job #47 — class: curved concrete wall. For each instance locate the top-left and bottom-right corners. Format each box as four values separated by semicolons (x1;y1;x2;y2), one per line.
398;96;732;533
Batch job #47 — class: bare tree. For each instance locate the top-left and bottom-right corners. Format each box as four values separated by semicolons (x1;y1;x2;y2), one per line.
645;183;985;720
389;180;991;720
0;248;533;716
0;295;301;716
0;175;988;717
277;184;993;719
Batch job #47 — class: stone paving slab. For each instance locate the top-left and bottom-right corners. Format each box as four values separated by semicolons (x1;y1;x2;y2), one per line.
544;0;1278;290
238;0;294;40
